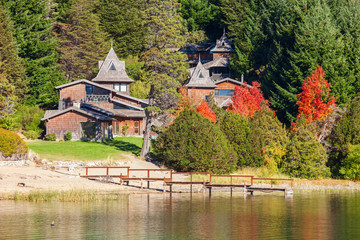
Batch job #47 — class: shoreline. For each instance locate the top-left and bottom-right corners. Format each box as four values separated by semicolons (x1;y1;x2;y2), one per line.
1;165;360;201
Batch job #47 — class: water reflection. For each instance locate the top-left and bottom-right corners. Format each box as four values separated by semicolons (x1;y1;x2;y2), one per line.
1;192;360;239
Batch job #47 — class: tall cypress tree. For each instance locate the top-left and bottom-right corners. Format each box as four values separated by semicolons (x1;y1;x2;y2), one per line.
56;0;109;81
4;0;65;107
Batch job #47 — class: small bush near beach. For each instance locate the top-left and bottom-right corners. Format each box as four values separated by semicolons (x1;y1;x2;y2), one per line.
45;133;57;141
65;131;72;141
339;145;360;181
0;127;28;157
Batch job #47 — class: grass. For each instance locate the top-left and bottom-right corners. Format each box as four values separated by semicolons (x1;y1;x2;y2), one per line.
10;190;129;202
27;137;143;161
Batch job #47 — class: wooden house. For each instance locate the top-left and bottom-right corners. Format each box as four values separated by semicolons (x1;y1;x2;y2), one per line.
42;47;148;140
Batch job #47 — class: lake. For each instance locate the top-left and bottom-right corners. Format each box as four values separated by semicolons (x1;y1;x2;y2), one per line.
1;192;360;239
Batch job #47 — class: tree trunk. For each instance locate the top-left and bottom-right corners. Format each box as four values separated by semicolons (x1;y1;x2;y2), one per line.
140;85;155;160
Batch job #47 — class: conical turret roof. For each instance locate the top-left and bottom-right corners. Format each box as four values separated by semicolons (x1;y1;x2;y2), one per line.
211;31;234;53
92;47;134;83
186;60;217;88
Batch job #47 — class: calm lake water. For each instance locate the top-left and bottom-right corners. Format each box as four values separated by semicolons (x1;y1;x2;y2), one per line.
1;192;360;239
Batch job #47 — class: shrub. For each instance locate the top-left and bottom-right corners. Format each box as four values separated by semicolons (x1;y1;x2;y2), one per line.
339;145;360;181
122;124;129;136
45;133;57;141
23;130;41;139
65;131;72;141
153;109;238;174
0;127;28;157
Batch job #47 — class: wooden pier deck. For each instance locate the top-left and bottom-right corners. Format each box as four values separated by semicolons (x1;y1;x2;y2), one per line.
80;167;294;196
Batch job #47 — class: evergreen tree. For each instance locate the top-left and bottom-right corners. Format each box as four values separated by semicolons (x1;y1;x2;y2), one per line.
329;95;360;176
4;0;65;107
219;110;255;167
99;0;145;57
0;6;27;99
56;0;109;81
140;0;189;158
282;118;330;179
154;108;238;173
249;108;289;171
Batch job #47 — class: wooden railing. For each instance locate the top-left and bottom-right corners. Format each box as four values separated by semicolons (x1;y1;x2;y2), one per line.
209;175;254;185
252;178;294;188
84;166;130;177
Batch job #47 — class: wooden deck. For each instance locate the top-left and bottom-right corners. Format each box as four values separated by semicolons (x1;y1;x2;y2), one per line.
80;167;294;196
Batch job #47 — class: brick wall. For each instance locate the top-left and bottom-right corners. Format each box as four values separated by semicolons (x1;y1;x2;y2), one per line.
46;111;96;140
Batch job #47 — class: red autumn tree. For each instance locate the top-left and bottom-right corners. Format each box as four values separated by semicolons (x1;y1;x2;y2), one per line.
196;101;216;122
296;66;336;123
229;81;269;118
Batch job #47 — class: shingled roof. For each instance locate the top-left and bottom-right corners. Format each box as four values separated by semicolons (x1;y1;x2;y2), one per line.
186;60;217;88
92;47;134;83
211;32;234;53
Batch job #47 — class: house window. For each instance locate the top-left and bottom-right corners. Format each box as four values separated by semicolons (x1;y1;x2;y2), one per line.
199;72;204;78
86;85;93;94
114;83;120;91
134;121;140;135
215;89;234;96
110;63;116;70
81;122;96;139
120;83;127;92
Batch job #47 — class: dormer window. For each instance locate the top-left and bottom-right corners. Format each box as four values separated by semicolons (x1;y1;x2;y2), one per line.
109;63;116;70
199;72;204;78
114;83;127;92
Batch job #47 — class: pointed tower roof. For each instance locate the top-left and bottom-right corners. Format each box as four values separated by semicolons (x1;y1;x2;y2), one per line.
186;60;217;88
211;31;234;53
92;47;134;83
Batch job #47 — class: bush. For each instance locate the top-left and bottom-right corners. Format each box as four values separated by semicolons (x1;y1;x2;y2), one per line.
45;133;57;141
154;109;238;174
339;145;360;181
65;131;72;141
122;124;129;136
23;130;41;139
0;127;28;157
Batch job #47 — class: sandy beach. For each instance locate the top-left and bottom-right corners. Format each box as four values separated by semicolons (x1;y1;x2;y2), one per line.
1;158;360;199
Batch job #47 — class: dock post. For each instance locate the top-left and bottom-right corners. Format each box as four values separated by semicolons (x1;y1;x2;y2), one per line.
141;179;143;189
170;185;173;195
190;184;192;194
209;187;212;197
147;181;150;189
230;187;233;196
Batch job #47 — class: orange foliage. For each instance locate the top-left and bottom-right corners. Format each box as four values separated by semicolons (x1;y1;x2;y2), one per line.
196;101;216;122
296;66;336;123
229;81;269;118
173;87;191;118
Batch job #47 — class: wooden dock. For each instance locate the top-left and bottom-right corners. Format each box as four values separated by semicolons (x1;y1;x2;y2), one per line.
80;167;294;196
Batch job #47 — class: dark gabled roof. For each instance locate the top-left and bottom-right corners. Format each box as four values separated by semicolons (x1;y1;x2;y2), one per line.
211;32;234;53
41;107;114;121
215;78;252;88
183;42;215;53
92;47;134;83
203;57;230;69
186;60;216;88
82;103;145;118
55;79;149;105
111;98;144;111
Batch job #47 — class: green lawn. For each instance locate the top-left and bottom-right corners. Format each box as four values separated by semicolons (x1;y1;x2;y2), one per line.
27;137;144;161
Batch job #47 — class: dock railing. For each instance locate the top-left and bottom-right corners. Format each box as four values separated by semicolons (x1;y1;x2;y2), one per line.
252;178;294;188
83;166;130;178
209;175;254;186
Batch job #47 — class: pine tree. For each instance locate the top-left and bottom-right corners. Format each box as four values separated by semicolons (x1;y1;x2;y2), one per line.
0;6;27;99
4;0;66;107
269;1;346;123
56;0;109;81
99;0;145;57
154;108;238;173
